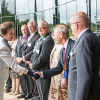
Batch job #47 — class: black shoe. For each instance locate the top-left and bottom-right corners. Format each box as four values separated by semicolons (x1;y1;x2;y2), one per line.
6;89;11;93
24;94;32;99
17;94;26;98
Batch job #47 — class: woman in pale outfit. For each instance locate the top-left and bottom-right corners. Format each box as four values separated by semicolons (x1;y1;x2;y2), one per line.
49;24;68;100
8;33;20;95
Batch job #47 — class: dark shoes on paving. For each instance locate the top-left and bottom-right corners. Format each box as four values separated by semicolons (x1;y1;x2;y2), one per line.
6;89;11;93
17;94;32;99
24;94;32;99
17;95;26;98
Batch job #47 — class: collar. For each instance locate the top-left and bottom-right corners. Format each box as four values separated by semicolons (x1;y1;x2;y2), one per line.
63;38;69;53
41;32;49;40
30;30;37;37
78;28;89;38
3;37;8;44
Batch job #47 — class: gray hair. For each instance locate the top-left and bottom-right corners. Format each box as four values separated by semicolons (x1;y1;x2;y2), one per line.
38;21;50;32
27;21;37;27
54;24;69;37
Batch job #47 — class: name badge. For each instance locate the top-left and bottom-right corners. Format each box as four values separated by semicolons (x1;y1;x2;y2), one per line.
28;43;31;47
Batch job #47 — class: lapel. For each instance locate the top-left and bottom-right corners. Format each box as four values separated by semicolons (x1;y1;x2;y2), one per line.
61;38;72;66
0;37;11;52
19;33;30;49
65;38;72;62
29;31;37;43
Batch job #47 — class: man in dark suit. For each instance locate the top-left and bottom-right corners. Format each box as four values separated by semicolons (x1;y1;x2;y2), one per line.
22;21;40;100
33;24;75;89
15;25;31;99
67;12;100;100
28;21;54;100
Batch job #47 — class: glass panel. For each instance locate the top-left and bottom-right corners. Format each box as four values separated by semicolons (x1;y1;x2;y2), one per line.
91;0;96;32
97;0;100;32
29;0;35;13
52;0;56;7
0;0;1;17
6;0;15;15
58;0;66;5
1;0;15;16
44;9;53;32
59;4;66;24
2;16;15;23
67;1;76;36
77;0;87;13
16;0;29;14
42;0;52;10
36;12;42;23
36;0;41;12
16;15;29;37
29;13;34;21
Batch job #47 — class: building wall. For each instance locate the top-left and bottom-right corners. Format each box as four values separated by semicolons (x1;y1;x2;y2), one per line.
0;0;100;38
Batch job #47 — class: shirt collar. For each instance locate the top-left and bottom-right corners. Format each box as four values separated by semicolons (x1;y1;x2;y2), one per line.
78;28;89;38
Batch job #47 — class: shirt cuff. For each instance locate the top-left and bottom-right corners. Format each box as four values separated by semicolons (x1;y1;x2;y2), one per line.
41;71;44;78
63;71;67;79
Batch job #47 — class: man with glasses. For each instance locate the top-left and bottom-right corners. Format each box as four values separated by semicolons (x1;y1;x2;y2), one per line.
68;12;100;100
22;21;40;100
28;21;54;100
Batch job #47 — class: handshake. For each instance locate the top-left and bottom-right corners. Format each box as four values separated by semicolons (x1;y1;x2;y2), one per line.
27;70;40;80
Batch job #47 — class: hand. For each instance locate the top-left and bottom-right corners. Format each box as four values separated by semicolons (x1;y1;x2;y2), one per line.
27;70;40;80
29;63;32;69
33;72;42;78
23;69;28;74
61;78;67;88
16;57;23;63
23;56;26;62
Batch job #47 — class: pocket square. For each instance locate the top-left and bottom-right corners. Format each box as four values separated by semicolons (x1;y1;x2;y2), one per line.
27;70;40;80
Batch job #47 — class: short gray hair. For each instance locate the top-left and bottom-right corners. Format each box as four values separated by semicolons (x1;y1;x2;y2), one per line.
38;21;50;32
54;24;69;37
27;21;37;27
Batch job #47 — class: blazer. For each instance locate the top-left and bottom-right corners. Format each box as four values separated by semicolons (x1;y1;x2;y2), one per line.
15;33;30;67
22;31;40;61
68;29;100;100
0;36;26;82
30;33;54;100
43;38;75;78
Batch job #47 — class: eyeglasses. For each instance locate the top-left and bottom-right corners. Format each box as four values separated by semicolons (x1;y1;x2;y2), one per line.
69;22;80;27
38;27;46;30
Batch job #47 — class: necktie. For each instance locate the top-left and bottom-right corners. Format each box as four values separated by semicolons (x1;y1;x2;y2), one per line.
63;47;69;79
22;36;26;43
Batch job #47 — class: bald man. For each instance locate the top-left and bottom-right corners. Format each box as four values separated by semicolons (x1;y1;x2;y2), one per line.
68;12;100;100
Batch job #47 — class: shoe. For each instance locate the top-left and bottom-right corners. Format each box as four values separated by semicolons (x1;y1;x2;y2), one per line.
13;91;20;95
24;94;32;99
9;91;15;95
17;94;26;98
6;89;11;93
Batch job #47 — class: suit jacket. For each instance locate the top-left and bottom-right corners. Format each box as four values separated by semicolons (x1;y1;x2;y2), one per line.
15;33;30;67
43;38;75;78
22;31;40;62
68;29;100;100
30;33;54;100
0;36;26;82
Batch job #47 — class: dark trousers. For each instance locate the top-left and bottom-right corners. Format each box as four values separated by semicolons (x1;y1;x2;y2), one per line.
5;73;12;90
20;74;32;96
28;75;40;100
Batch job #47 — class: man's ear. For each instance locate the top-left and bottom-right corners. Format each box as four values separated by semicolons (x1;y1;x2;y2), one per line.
60;32;64;38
